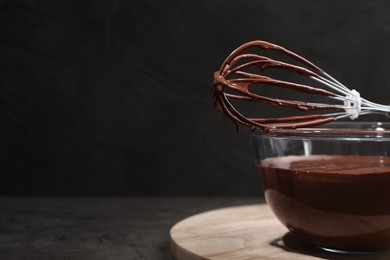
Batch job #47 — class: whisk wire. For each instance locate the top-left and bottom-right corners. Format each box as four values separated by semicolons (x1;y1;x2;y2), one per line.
212;40;390;131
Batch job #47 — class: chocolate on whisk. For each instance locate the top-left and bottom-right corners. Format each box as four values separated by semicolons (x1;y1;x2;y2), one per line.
212;40;389;132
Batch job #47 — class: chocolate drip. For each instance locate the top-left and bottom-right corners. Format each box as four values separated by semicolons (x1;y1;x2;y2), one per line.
212;40;341;132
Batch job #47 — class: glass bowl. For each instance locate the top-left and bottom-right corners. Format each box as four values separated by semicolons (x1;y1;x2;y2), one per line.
252;122;390;253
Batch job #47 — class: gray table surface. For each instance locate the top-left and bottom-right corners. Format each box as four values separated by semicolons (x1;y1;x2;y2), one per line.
0;197;263;260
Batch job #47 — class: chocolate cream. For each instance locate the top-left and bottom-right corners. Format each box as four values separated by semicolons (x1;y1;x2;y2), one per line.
212;40;344;132
259;155;390;251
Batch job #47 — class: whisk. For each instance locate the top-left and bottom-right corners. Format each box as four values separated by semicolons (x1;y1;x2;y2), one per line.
212;40;390;132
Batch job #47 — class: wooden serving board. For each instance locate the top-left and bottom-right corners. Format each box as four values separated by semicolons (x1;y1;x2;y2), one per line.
170;204;390;260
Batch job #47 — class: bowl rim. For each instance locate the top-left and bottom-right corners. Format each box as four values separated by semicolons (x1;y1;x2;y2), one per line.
253;121;390;140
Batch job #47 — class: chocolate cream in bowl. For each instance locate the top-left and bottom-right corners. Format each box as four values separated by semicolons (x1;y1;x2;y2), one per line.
259;155;390;251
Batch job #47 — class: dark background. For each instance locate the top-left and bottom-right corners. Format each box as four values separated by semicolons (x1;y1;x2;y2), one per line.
2;0;390;196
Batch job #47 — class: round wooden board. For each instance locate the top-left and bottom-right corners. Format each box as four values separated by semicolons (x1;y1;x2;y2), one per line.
170;204;390;260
